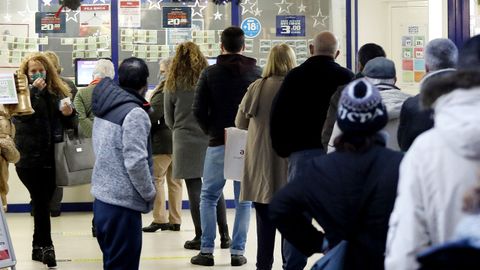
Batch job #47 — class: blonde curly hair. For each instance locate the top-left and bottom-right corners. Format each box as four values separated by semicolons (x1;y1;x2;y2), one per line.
19;52;71;97
165;42;208;92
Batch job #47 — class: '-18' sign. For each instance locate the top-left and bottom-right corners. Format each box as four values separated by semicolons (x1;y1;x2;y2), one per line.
276;15;305;37
162;7;192;28
35;12;66;34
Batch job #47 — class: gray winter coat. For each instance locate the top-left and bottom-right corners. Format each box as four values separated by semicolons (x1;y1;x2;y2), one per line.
164;88;208;179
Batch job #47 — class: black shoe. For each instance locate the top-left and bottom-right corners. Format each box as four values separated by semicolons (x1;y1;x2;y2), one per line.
169;224;181;231
42;246;57;268
191;252;214;266
184;237;201;250
231;255;247;266
32;246;43;262
50;210;61;217
220;234;231;249
219;225;231;249
142;222;170;232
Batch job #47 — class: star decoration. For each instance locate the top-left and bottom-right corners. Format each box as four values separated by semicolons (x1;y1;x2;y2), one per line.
64;8;80;23
3;14;12;22
42;0;52;6
190;0;207;18
213;9;223;20
17;1;35;22
254;7;263;16
298;1;307;13
240;0;256;16
147;0;162;10
312;7;328;28
275;0;293;15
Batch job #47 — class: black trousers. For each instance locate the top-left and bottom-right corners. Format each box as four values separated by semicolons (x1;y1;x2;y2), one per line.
16;167;56;247
254;202;280;270
49;187;63;213
184;178;228;237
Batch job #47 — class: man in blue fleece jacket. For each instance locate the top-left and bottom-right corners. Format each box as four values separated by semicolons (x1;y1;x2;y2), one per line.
91;57;156;270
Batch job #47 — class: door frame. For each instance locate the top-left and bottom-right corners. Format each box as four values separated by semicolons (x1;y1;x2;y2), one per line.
448;0;470;48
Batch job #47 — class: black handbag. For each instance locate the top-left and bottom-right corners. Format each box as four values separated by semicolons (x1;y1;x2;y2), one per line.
54;129;95;186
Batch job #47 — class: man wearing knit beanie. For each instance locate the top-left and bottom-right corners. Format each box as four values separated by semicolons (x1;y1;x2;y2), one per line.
270;79;403;270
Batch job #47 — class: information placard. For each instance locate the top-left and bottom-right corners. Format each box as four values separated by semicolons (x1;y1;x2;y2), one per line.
241;17;261;38
35;12;66;34
162;7;192;28
0;201;16;269
276;16;305;37
0;74;18;105
119;0;141;28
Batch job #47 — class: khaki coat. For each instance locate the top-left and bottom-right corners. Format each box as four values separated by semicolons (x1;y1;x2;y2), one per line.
235;76;288;204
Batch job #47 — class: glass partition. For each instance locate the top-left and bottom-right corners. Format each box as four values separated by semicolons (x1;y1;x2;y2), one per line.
238;0;347;67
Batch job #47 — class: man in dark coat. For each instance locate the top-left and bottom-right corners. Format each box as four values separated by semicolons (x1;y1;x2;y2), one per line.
192;26;261;267
269;31;354;270
397;38;457;151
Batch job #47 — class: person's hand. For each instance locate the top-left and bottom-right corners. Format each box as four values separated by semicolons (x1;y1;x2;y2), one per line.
32;78;46;91
60;103;73;116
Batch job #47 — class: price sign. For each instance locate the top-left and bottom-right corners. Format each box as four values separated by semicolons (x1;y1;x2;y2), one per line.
276;16;305;37
35;12;66;34
241;18;261;38
162;7;192;28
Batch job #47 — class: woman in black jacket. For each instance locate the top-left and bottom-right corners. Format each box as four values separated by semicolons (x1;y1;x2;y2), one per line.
270;79;403;270
13;53;76;268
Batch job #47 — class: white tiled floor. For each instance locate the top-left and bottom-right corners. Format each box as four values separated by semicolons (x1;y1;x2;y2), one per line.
5;210;322;269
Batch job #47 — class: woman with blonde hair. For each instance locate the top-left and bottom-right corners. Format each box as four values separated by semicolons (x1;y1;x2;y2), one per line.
164;42;231;250
235;44;296;270
13;52;76;268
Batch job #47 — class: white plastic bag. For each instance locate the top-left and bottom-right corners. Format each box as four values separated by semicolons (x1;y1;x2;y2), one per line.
224;127;247;181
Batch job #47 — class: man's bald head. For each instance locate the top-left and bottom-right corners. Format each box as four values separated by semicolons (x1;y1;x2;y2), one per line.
309;31;339;58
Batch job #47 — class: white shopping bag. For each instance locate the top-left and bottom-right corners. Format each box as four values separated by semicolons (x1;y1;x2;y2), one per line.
224;127;247;181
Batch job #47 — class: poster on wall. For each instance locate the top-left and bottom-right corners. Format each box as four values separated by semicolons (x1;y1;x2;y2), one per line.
401;25;426;84
80;4;111;36
0;74;18;104
35;12;66;34
276;16;305;37
162;7;192;28
119;0;141;28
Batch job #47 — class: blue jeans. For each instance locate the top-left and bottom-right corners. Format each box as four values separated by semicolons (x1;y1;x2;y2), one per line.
200;145;252;255
283;149;324;270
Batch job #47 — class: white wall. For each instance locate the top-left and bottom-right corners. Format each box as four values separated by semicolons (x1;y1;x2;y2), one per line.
358;0;448;55
358;0;390;51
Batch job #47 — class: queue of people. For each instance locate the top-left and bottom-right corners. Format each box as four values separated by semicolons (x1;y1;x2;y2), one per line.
5;26;480;270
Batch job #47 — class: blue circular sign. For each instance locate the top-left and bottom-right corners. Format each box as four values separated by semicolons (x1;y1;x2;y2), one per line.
241;17;261;38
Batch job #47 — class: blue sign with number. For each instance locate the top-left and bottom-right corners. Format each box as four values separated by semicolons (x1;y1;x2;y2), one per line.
241;17;261;38
276;16;305;37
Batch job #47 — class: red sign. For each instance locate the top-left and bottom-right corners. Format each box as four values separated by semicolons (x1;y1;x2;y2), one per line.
81;4;110;12
120;1;140;8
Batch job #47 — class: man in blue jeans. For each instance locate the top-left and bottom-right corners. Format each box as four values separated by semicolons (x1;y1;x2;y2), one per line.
192;26;262;266
270;31;354;269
